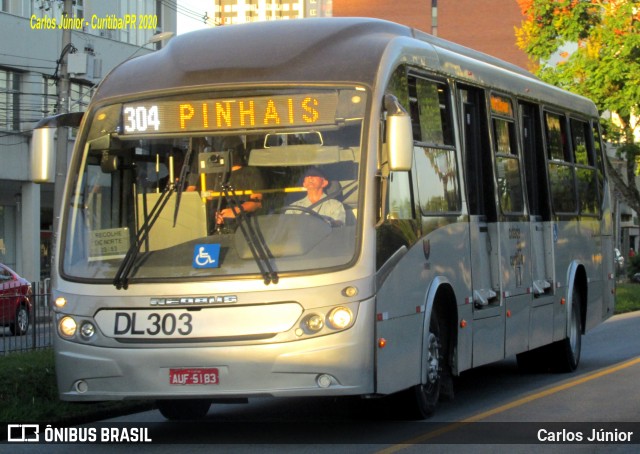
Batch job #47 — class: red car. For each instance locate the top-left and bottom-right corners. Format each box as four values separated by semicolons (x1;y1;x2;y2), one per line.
0;263;32;335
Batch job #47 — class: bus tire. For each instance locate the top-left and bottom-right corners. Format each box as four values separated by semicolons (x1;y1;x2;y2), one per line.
156;399;211;420
550;291;582;373
404;308;443;419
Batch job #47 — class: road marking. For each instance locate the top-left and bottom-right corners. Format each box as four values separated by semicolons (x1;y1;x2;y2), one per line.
377;355;640;453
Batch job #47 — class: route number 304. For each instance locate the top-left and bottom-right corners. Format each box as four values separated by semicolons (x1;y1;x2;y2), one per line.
123;105;160;133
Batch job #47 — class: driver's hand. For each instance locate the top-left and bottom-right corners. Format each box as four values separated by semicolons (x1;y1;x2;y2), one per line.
218;208;236;220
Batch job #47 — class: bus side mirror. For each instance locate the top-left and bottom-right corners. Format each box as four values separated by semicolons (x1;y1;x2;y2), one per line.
31;112;84;183
31;126;56;183
384;94;413;171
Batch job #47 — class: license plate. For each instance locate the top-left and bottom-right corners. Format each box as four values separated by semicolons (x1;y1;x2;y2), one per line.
169;368;219;385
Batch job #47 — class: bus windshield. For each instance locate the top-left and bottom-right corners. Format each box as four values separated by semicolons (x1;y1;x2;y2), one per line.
61;88;365;285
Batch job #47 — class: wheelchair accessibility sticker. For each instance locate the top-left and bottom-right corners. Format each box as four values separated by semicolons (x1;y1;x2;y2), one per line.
193;244;221;268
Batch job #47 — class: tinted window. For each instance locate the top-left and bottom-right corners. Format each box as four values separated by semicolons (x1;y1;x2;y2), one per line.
409;76;460;214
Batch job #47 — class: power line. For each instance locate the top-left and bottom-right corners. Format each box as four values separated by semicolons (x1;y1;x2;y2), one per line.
159;0;208;24
0;52;56;64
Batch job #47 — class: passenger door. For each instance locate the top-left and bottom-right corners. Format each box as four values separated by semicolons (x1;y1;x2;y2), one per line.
459;86;504;366
520;102;553;297
488;93;531;357
460;87;534;364
519;102;556;349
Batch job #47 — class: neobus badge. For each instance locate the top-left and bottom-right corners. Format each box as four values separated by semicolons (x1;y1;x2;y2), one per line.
150;296;238;306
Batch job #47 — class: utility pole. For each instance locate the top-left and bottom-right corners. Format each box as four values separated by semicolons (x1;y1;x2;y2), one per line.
53;0;74;272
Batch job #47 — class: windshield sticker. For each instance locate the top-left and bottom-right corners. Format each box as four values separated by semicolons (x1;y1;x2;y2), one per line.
193;244;221;269
88;227;129;261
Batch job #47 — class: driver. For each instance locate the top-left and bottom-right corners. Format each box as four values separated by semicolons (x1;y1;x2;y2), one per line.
287;167;345;226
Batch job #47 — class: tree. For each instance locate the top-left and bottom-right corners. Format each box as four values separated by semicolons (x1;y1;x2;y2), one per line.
515;0;640;213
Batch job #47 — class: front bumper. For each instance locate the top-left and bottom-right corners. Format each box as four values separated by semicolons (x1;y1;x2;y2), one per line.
54;299;375;401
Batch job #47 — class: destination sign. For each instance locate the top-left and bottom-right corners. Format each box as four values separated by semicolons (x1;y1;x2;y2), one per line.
121;93;339;135
490;94;513;117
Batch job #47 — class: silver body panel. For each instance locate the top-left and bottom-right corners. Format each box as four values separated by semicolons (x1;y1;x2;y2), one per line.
52;18;614;402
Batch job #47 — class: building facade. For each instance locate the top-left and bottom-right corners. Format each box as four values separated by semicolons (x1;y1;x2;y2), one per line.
332;0;532;70
0;0;176;283
211;0;332;25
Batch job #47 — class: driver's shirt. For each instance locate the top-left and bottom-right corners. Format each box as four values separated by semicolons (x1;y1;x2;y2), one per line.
287;193;346;224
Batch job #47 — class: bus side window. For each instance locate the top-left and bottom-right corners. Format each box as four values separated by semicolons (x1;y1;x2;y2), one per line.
376;65;420;271
570;118;599;216
384;65;415;222
520;102;551;221
490;94;524;215
459;86;496;221
592;122;606;209
545;112;577;214
388;171;413;219
409;76;460;214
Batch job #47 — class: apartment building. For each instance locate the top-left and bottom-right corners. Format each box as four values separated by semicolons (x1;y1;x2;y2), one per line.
0;0;176;282
332;0;531;69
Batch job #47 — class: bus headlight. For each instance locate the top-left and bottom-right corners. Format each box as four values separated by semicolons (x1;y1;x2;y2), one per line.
327;306;353;330
80;322;96;339
304;314;324;332
59;316;77;338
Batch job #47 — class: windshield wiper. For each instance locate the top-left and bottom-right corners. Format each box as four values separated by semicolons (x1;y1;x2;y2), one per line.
172;144;195;227
113;183;175;290
222;183;278;285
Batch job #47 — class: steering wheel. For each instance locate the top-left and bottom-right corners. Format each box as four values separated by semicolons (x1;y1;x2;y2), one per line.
277;205;333;226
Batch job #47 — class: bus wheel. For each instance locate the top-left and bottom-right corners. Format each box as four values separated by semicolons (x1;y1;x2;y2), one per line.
156;399;211;420
405;308;442;419
550;291;582;373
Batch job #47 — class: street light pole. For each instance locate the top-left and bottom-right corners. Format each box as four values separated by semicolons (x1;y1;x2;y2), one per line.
53;0;73;271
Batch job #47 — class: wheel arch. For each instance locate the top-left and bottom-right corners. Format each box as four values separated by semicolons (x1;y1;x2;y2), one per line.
422;277;458;383
566;261;587;335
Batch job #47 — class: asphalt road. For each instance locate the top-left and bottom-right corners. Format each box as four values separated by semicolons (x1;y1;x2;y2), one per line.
6;312;640;453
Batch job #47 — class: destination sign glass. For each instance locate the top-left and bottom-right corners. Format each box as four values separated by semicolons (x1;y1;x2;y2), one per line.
121;93;339;135
490;94;513;117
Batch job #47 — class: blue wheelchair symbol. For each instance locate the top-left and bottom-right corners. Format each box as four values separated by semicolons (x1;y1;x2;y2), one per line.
193;244;221;269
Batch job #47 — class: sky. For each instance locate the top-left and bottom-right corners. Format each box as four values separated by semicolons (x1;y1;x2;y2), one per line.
176;0;213;35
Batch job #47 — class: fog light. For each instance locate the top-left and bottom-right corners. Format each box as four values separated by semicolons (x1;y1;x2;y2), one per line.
304;314;324;332
75;380;88;393
80;322;96;339
59;316;77;337
316;374;334;388
327;307;353;330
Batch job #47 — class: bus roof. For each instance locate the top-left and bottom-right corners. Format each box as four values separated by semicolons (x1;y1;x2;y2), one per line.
93;17;596;116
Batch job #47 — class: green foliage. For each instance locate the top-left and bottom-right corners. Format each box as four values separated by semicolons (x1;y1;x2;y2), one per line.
516;0;640;142
614;283;640;314
0;349;152;423
516;0;601;60
516;0;640;213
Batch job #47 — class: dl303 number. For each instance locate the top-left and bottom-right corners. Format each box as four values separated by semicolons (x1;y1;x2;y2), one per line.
113;312;193;336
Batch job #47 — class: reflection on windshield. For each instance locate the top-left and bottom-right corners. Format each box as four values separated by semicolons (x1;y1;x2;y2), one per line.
63;103;363;284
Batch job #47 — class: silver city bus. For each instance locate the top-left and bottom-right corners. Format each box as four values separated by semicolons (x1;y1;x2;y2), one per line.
36;18;615;420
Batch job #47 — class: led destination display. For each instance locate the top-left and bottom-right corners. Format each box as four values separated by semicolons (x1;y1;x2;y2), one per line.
121;93;339;135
